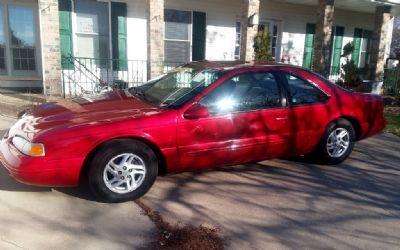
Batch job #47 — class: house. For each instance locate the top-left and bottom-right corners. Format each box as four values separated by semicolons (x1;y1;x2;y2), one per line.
0;0;399;96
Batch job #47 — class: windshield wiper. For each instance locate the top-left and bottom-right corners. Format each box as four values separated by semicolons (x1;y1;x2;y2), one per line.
130;87;147;100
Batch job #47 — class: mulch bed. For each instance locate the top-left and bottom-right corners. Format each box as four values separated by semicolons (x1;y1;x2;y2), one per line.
135;199;225;250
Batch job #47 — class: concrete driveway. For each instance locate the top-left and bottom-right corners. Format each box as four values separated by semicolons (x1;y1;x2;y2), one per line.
0;117;156;250
142;133;400;249
1;115;400;249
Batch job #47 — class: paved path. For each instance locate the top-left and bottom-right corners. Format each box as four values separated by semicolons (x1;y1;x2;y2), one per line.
0;117;156;250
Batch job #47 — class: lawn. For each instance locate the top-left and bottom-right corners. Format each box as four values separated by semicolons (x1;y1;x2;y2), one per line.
384;106;400;137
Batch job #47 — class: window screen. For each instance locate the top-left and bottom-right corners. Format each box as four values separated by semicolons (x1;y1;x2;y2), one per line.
164;9;191;63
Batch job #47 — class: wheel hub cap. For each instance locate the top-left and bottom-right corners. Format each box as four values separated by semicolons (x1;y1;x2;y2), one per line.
326;128;350;158
103;153;146;194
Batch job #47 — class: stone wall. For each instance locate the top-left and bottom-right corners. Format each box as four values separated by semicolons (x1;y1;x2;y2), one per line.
313;0;334;77
148;0;165;79
370;5;392;80
240;0;260;62
39;0;62;96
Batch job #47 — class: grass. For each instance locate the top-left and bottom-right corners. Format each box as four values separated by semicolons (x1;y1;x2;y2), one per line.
384;106;400;137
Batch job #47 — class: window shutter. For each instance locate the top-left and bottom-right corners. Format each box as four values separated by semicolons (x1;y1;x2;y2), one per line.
331;26;344;75
352;28;363;67
192;11;206;61
303;23;316;70
111;2;127;71
59;0;73;70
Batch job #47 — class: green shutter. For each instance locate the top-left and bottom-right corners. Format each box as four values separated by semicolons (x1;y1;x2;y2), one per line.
192;11;206;61
331;26;344;75
58;0;73;70
352;28;363;67
303;23;316;69
111;2;127;70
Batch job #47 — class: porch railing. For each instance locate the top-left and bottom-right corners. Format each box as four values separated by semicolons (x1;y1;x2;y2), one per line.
61;56;185;97
383;67;400;96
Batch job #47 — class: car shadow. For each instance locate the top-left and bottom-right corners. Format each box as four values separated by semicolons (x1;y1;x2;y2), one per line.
0;165;51;192
0;163;100;202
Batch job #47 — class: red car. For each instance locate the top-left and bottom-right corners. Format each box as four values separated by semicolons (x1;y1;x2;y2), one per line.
0;62;385;202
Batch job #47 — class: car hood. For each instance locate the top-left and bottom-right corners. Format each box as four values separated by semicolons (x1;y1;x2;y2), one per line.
17;90;164;137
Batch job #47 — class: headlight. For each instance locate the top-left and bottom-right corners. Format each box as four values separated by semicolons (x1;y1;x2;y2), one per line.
12;136;45;157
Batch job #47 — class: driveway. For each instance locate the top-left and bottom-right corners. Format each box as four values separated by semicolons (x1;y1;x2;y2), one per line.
0;117;156;250
141;133;400;249
1;115;400;249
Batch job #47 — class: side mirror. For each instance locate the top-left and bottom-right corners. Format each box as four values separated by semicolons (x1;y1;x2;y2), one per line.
183;103;209;120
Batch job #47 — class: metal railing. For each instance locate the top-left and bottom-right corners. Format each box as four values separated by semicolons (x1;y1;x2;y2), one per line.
61;56;185;97
329;66;342;83
383;67;400;96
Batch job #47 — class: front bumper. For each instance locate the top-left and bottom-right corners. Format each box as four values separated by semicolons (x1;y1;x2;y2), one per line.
0;137;82;187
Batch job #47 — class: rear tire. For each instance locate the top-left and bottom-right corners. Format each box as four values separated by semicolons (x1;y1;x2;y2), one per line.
88;139;158;202
314;119;356;165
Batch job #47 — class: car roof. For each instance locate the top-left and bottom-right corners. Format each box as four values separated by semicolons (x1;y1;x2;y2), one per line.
187;60;305;72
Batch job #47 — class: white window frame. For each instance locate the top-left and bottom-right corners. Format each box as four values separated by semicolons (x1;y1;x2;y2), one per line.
0;1;41;77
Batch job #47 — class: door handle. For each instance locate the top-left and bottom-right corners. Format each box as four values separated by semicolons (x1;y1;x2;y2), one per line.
275;116;288;121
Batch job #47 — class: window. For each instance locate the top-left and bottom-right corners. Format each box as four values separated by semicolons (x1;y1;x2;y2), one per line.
0;3;39;76
359;30;372;69
234;21;241;60
164;9;191;63
0;6;5;73
200;72;282;115
74;0;109;61
284;73;328;106
9;5;36;72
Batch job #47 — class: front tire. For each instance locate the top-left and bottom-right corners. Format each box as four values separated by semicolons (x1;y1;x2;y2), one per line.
315;119;356;165
88;139;158;202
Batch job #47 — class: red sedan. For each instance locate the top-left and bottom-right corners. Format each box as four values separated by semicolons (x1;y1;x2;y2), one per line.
0;62;385;202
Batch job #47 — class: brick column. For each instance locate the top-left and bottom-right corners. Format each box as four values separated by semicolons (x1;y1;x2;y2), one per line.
239;0;260;62
313;0;335;77
39;0;62;96
370;5;392;80
147;0;164;79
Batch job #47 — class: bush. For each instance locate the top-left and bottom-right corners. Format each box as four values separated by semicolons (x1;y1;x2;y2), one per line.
253;29;272;62
337;42;362;90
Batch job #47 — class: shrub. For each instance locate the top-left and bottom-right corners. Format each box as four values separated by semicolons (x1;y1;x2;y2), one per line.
253;29;272;62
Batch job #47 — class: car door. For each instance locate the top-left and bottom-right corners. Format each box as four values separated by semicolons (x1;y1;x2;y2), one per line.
278;69;331;155
176;70;293;171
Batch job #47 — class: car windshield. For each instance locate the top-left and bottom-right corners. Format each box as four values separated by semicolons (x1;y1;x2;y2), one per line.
129;64;224;108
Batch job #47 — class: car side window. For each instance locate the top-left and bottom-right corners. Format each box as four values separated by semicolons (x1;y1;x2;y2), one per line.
200;72;282;115
284;73;329;106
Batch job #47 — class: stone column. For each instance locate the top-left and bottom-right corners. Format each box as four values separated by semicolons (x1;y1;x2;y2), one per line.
147;0;164;80
239;0;260;62
39;0;62;96
370;5;392;80
313;0;335;77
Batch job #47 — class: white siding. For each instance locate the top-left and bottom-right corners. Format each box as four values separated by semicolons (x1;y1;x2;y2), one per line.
126;0;147;61
165;0;242;61
260;1;375;66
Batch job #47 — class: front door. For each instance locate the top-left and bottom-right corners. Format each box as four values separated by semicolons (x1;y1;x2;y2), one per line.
176;70;292;171
258;20;282;62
